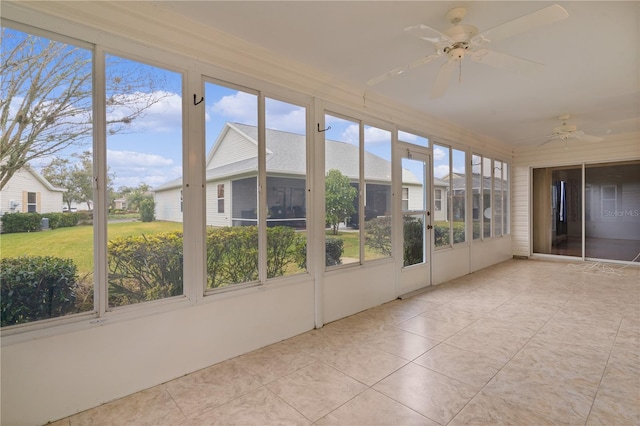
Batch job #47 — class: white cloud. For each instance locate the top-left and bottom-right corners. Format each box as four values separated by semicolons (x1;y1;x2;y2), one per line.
433;146;447;161
266;103;306;134
433;164;450;179
107;150;180;189
364;126;391;145
341;124;359;144
107;91;182;133
210;91;258;125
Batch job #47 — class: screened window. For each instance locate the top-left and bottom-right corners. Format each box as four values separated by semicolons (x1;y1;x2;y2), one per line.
265;97;307;278
452;148;466;244
483;156;492;239
363;125;392;262
324;114;360;266
106;54;183;308
472;154;482;240
204;82;258;289
1;26;95;326
433;144;466;247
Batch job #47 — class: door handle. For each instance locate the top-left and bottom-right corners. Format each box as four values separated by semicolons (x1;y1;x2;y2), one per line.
427;225;433;230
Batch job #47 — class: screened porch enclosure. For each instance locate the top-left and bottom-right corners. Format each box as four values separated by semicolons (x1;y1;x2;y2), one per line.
232;176;307;228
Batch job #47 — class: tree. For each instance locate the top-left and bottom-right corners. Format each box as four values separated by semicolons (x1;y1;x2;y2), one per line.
124;183;153;212
42;151;113;211
325;169;357;235
0;26;167;190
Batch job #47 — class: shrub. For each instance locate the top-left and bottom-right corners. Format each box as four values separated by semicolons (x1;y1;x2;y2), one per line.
266;226;303;278
295;237;344;268
403;216;423;266
108;232;183;306
42;212;79;229
434;224;449;246
1;212;42;233
1;256;78;327
139;197;155;222
365;216;392;256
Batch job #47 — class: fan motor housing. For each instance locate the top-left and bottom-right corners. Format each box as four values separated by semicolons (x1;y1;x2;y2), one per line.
554;124;577;134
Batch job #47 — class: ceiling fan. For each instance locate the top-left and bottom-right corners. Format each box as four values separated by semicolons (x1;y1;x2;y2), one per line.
541;115;604;145
366;4;569;98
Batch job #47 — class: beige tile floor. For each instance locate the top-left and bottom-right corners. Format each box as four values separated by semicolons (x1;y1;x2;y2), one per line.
51;259;639;425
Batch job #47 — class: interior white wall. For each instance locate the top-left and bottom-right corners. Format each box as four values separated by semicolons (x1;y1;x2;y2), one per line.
0;3;520;425
323;261;397;324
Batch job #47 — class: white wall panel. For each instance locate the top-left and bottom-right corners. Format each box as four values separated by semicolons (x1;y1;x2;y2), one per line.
323;261;396;323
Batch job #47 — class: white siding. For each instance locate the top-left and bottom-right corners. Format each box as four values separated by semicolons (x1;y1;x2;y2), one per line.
205;180;232;227
512;133;640;257
208;128;257;169
154;188;183;222
0;168;63;215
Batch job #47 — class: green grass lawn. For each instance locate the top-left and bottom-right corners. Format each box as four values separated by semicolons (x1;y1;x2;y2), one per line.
0;221;183;276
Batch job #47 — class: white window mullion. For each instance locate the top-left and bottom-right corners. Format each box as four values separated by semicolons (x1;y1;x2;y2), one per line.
93;45;107;317
359;121;365;263
183;67;204;303
258;93;267;283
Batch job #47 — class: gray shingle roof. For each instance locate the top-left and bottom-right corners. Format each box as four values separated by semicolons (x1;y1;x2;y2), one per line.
155;122;420;191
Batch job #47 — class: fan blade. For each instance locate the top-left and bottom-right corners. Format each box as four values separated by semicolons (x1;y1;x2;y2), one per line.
471;4;568;45
366;53;441;86
404;24;452;45
539;134;562;147
430;58;457;98
572;131;603;143
470;49;544;73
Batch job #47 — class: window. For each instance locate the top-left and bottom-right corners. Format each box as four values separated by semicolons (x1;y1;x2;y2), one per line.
433;144;466;247
265;97;307;278
493;160;503;236
433;144;450;248
217;184;224;213
1;26;95;327
106;54;183;308
180;190;183;212
434;189;442;211
363;125;392;262
204;81;258;289
27;192;37;213
451;148;466;244
324;114;360;266
402;187;409;211
472;154;508;240
483;156;492;239
601;185;617;218
398;130;429;147
472;154;482;240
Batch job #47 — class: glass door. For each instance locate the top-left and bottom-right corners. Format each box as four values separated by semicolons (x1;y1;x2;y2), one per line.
397;147;432;294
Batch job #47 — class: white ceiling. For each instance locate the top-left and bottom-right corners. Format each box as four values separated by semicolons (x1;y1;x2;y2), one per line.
160;1;638;146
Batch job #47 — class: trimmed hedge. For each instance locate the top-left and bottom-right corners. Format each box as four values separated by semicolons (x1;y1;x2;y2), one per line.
107;226;310;301
0;212;79;233
296;237;344;269
1;256;78;327
42;212;79;229
108;231;184;306
1;212;42;233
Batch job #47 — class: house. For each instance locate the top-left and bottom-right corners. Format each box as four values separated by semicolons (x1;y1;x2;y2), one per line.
1;3;638;426
155;122;425;228
0;165;65;215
